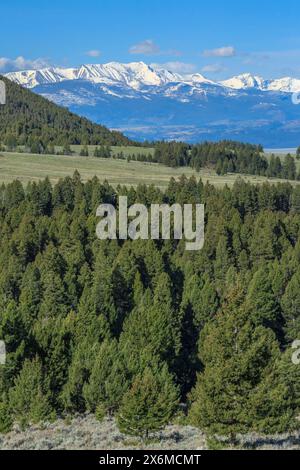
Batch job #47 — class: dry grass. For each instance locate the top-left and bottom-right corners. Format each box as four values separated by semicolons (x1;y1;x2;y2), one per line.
1;415;300;450
0;415;206;450
1;151;299;189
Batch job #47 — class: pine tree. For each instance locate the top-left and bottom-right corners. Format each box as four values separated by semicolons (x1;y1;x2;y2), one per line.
0;401;12;434
276;346;300;414
117;364;179;439
83;339;128;414
189;286;295;438
291;186;300;214
0;301;27;394
80;145;89;157
214;235;232;291
281;268;300;341
250;212;282;265
60;339;101;413
9;357;52;427
245;266;282;334
63;143;72;156
120;274;180;375
19;265;42;328
90;248;118;335
184;274;219;328
282;154;296;180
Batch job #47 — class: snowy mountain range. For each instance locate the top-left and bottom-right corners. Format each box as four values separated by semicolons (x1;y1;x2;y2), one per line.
5;62;300;146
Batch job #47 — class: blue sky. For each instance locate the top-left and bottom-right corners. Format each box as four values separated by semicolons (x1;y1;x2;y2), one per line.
1;0;300;79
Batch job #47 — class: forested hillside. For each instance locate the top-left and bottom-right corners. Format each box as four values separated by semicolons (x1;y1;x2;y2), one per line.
0;76;134;149
152;141;300;181
0;174;300;438
122;140;299;181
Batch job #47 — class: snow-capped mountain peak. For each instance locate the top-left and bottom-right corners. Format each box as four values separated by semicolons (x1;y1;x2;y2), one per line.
5;62;300;94
75;62;167;88
220;73;266;90
4;61;218;90
183;73;215;85
265;76;300;93
5;62;183;90
220;73;300;93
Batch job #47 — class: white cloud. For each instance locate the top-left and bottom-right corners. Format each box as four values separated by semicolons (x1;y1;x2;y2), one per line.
129;40;182;57
203;46;236;58
129;39;160;55
201;64;226;74
0;56;49;72
151;61;197;73
86;50;101;58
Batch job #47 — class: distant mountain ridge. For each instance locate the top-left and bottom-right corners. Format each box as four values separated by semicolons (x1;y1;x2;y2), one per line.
5;62;215;89
220;73;300;93
5;62;300;146
6;62;300;93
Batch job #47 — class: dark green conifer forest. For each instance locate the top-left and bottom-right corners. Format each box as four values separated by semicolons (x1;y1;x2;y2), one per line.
0;76;135;148
0;173;300;438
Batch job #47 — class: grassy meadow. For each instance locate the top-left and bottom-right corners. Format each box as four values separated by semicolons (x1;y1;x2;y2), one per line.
1;147;300;188
68;145;155;157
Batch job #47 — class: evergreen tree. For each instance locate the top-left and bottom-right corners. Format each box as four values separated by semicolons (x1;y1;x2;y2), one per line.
281;268;300;341
117;364;179;439
282;154;296;180
250;212;282;265
189;287;295;437
0;401;12;434
9;357;53;427
214;235;232;291
291;185;300;214
245;266;282;335
60;328;103;413
183;274;219;329
80;145;89;157
120;274;180;375
276;346;300;414
83;339;128;414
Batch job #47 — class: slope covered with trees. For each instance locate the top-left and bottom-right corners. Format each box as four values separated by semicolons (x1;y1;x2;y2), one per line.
0;76;135;149
150;141;298;181
0;174;300;439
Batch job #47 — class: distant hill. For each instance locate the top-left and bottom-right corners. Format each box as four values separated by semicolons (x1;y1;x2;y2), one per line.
0;75;135;148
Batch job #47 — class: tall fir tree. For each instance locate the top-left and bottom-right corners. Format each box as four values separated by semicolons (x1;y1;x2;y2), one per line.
189;286;295;437
117;364;179;439
83;339;128;414
9;357;53;427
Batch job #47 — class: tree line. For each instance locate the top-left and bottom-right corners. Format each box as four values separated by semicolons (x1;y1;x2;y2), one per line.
0;174;300;440
151;140;300;181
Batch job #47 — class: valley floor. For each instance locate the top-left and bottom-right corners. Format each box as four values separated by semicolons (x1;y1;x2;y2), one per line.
1;415;300;450
1;151;299;188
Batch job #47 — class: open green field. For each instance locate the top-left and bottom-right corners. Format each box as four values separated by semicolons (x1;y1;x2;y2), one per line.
1;151;300;188
69;145;155;157
10;145;155;158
